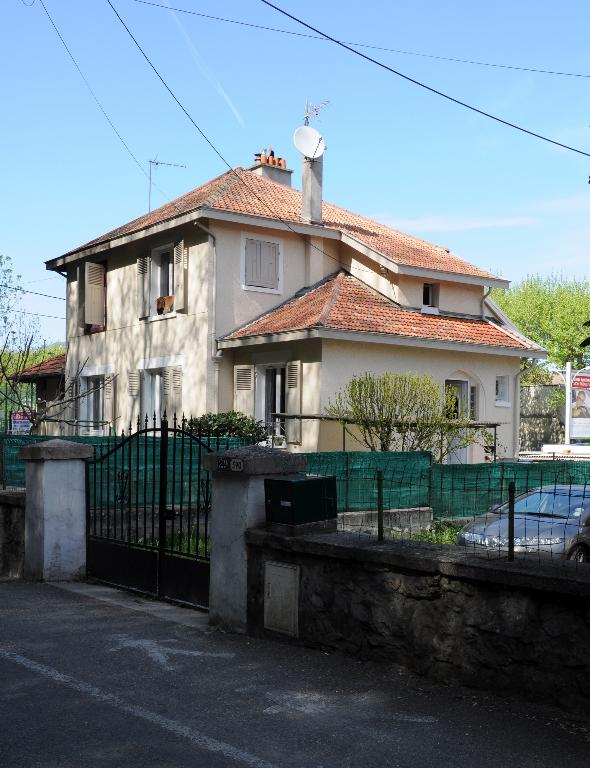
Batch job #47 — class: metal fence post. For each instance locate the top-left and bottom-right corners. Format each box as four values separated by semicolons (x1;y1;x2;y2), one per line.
508;480;515;562
157;413;169;597
377;470;384;542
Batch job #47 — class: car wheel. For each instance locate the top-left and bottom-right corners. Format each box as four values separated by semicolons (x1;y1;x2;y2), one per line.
567;544;590;563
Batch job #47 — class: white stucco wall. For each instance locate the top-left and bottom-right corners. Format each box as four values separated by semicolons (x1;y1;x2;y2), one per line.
319;339;520;459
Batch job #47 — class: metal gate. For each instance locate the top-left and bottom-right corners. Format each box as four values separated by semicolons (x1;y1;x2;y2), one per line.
86;415;214;608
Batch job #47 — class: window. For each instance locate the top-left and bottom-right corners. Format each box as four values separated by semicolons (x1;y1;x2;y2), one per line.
242;237;281;293
495;375;510;405
423;283;439;307
80;376;104;435
137;240;185;319
142;369;164;420
137;366;183;421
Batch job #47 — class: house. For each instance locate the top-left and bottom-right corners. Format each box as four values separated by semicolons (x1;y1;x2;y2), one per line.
45;146;545;459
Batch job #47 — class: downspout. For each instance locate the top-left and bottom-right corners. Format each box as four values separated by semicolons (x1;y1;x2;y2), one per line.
196;219;220;414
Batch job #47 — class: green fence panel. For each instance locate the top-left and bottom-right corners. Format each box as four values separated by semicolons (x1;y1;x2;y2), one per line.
0;433;248;490
304;451;432;512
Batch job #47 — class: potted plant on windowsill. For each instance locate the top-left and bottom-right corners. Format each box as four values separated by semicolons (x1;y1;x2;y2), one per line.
156;296;174;315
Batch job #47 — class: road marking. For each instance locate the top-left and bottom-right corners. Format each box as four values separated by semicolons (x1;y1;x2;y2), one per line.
0;649;277;768
109;634;234;670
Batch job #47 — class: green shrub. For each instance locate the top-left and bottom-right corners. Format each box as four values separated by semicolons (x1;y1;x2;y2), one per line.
186;411;267;443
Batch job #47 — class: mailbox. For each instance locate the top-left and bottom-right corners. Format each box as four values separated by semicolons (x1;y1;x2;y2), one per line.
264;474;337;526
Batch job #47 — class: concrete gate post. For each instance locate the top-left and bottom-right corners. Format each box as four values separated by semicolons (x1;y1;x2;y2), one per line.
203;447;306;632
21;439;94;581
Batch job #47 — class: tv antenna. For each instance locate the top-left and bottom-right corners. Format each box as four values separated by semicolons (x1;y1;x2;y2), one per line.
148;158;186;211
303;99;330;126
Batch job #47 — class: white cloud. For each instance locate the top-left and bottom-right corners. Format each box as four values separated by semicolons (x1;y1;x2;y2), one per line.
372;214;537;233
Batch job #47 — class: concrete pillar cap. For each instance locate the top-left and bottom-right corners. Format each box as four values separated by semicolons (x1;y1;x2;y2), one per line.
20;439;94;462
203;446;306;476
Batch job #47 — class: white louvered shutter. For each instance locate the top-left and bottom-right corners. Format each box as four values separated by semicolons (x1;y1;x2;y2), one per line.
162;366;183;422
244;238;259;287
286;360;302;444
103;374;116;434
77;265;85;329
173;240;185;312
137;255;150;319
234;365;255;416
260;241;278;289
128;370;142;424
84;262;106;326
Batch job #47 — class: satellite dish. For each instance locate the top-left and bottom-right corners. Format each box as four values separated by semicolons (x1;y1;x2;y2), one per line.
293;125;325;159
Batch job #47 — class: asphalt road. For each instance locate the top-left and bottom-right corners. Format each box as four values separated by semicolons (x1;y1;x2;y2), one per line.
0;582;588;768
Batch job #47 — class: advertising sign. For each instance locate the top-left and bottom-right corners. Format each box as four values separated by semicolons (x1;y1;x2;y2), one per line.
570;373;590;439
11;411;32;435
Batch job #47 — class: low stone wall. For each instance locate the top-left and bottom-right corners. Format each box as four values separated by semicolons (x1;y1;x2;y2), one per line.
0;490;26;580
247;529;590;712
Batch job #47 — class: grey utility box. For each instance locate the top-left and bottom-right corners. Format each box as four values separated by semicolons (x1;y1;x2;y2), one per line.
264;474;337;528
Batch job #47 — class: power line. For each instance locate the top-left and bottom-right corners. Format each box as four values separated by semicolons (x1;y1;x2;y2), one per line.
132;0;590;80
260;1;590;159
31;0;188;217
17;311;66;320
0;284;65;301
105;0;377;279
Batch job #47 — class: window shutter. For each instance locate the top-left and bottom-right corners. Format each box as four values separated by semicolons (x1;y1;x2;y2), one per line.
173;240;185;312
137;255;150;319
234;365;255;417
103;374;116;434
84;262;106;326
162;365;183;421
285;361;302;444
244;238;259;287
128;369;142;423
260;242;278;289
77;265;85;329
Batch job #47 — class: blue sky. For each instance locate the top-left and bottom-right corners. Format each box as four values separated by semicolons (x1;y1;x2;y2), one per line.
2;0;590;342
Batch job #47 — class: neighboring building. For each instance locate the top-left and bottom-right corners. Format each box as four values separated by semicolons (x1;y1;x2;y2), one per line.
15;353;66;434
45;150;545;458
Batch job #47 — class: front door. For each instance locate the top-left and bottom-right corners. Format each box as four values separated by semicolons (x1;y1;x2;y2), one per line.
445;379;469;464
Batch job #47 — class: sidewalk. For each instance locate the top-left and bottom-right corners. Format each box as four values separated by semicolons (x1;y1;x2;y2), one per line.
0;581;588;768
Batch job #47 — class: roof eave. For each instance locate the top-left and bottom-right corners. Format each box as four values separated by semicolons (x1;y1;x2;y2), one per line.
339;231;509;288
45;207;210;271
219;326;547;357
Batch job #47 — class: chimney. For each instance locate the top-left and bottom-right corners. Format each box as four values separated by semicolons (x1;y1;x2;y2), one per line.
301;155;323;225
250;146;292;187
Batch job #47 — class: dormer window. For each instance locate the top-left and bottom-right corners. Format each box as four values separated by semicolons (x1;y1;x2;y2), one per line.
423;283;436;307
421;283;439;314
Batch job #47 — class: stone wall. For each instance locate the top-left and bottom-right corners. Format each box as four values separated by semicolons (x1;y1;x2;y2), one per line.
247;529;590;712
0;490;25;580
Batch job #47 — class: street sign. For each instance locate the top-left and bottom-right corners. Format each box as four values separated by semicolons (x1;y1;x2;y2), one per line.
11;411;32;435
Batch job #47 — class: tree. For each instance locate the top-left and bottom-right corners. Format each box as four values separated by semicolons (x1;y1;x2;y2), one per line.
326;372;489;462
491;274;590;370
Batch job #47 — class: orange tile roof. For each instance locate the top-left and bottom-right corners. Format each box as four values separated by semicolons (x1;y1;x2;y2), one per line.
17;353;66;381
223;273;542;352
61;168;497;281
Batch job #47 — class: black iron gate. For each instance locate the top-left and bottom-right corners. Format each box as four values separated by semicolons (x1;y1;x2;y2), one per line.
86;415;214;608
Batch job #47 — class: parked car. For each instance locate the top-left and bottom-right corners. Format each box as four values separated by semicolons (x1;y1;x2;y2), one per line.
456;485;590;562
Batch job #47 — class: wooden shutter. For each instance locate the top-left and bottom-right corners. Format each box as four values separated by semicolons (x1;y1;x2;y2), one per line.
286;360;302;444
260;242;278;289
137;255;150;319
244;239;278;290
173;240;185;312
77;265;85;329
103;374;116;434
128;369;142;424
234;365;255;416
84;262;106;326
162;366;183;421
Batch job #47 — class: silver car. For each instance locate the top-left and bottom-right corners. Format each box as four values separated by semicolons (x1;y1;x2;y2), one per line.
456;485;590;562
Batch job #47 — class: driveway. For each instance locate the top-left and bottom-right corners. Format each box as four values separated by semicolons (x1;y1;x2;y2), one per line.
0;582;588;768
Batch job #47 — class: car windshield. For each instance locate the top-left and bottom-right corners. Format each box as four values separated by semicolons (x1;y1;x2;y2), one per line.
512;491;589;519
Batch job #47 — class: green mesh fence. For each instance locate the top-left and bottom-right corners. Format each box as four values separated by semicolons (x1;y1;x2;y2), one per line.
304;451;432;512
0;433;248;489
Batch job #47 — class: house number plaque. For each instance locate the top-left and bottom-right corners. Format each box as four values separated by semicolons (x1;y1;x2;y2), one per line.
217;457;244;472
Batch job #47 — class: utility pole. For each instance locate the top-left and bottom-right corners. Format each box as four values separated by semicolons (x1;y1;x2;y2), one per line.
148;158;186;212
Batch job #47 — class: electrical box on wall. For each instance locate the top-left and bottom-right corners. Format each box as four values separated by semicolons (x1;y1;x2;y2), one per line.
264;561;299;637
